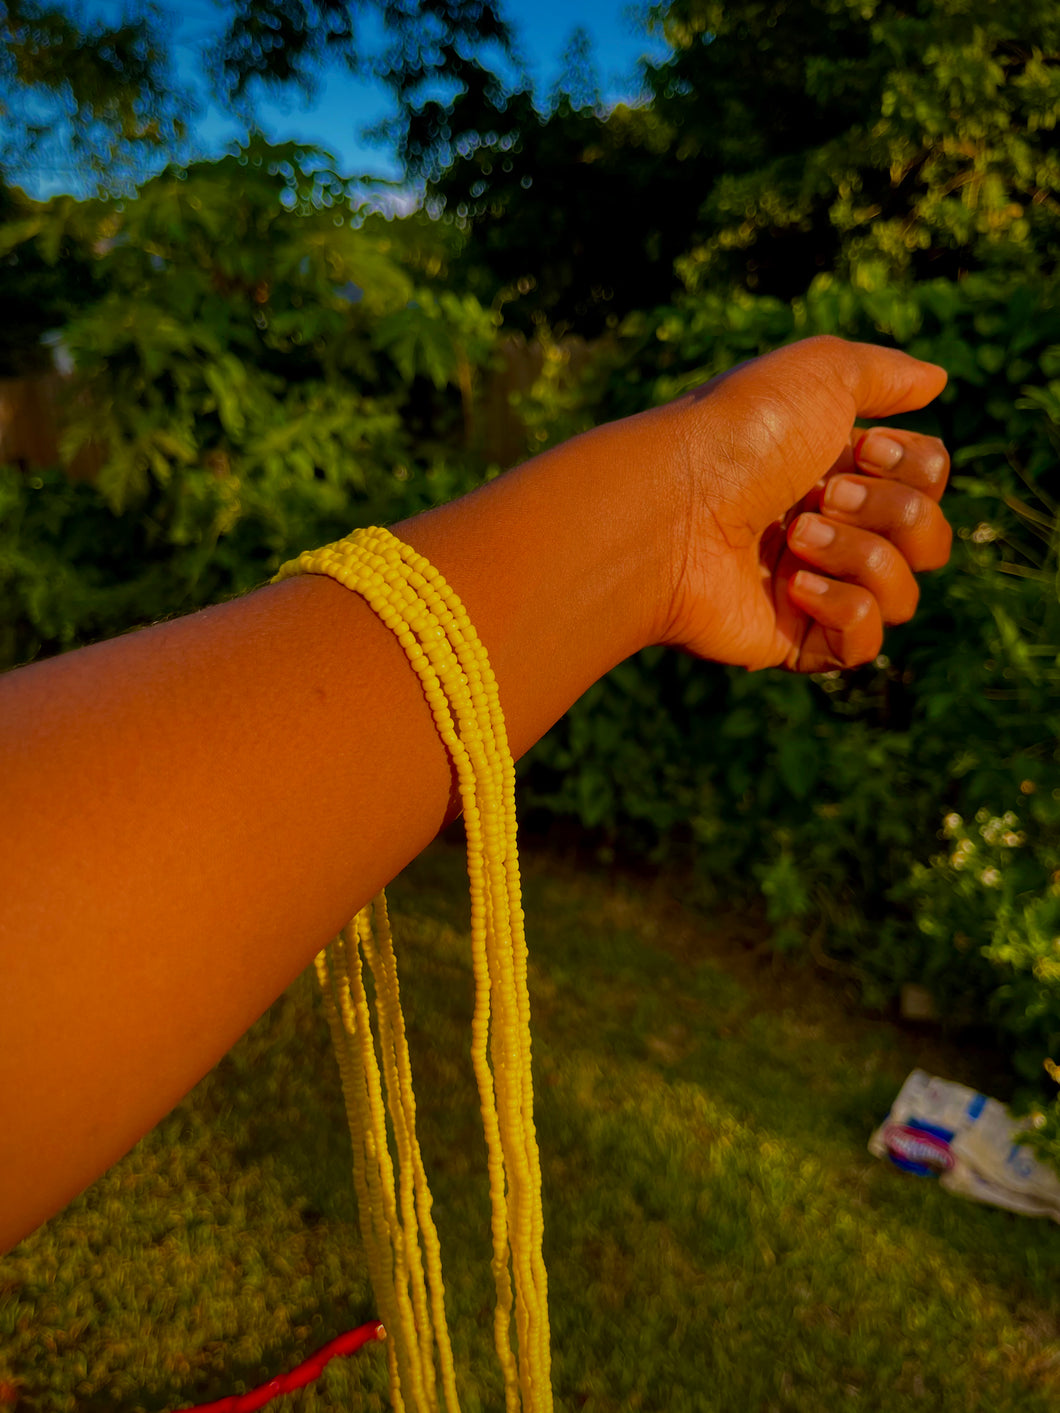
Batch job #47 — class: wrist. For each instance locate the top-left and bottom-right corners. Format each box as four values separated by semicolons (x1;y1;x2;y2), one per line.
392;413;678;761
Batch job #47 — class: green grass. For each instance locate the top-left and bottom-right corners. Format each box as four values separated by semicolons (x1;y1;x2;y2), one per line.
4;838;1060;1412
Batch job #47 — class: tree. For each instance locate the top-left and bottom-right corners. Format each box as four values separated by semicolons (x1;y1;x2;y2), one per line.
0;0;514;191
0;0;185;188
418;0;1060;328
411;37;701;335
0;137;501;665
642;0;1060;295
216;0;513;126
0;0;516;370
426;90;693;334
0;182;101;375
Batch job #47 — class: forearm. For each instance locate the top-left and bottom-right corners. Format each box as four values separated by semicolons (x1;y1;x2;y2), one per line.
0;414;670;1251
0;334;951;1251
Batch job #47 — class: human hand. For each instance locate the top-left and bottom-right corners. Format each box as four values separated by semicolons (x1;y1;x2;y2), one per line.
654;336;951;672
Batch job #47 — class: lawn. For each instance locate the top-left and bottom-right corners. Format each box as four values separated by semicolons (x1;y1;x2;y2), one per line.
3;837;1059;1412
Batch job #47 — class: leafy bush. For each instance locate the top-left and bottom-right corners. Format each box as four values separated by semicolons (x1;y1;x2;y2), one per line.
521;270;1060;1113
0;141;500;664
892;806;1060;1072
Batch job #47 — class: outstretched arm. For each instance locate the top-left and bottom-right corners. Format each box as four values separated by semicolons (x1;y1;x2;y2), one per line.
0;336;950;1251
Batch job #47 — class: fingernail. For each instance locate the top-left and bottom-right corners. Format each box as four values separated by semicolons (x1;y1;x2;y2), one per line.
855;432;903;471
793;514;835;549
794;570;830;596
825;478;867;513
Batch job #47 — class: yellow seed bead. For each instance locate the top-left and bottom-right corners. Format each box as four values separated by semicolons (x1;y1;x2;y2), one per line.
271;525;551;1413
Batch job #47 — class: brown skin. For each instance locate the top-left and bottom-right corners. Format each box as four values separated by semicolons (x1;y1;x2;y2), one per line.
0;336;951;1253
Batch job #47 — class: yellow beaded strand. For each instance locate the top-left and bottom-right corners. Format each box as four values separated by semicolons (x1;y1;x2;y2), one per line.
377;532;548;1412
313;942;409;1411
272;527;552;1413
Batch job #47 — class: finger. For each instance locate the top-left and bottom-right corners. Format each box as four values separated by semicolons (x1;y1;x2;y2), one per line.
757;336;947;429
787;572;883;671
818;336;948;420
787;514;920;624
851;429;950;502
821;476;953;570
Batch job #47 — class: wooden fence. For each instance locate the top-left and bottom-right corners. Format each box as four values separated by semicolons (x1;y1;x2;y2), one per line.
0;372;102;479
0;334;601;481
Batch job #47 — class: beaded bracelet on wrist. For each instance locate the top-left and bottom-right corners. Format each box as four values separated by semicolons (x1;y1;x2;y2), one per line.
272;527;552;1413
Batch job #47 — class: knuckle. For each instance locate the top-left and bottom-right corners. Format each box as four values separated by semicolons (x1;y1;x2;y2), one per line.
937;517;954;563
924;518;954;570
889;579;921;625
857;610;885;662
897;489;934;531
862;541;893;580
847;589;875;627
798;333;847;371
841;603;882;667
907;512;953;571
805;333;843;353
922;437;950;487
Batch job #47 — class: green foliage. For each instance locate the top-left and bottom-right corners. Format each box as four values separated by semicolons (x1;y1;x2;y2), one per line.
647;0;1060;296
425;87;698;334
217;0;514;121
0;0;185;186
0;0;516;199
519;269;1060;1114
892;807;1060;1074
0;185;103;375
427;0;1060;332
507;325;624;454
0;141;499;664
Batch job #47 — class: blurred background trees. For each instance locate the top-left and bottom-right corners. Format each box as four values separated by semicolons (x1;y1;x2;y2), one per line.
2;0;1060;1146
0;0;184;184
426;0;1060;326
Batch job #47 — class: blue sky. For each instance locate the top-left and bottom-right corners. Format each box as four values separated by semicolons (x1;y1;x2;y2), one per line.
31;0;670;196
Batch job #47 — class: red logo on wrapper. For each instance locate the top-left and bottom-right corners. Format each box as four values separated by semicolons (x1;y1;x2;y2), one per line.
883;1123;956;1174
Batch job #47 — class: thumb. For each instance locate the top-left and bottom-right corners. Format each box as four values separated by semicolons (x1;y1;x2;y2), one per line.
808;335;948;420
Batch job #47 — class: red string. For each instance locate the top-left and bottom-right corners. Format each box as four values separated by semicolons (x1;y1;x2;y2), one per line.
173;1321;387;1413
